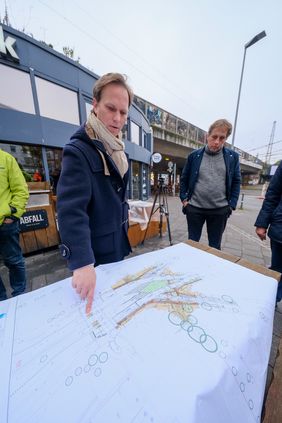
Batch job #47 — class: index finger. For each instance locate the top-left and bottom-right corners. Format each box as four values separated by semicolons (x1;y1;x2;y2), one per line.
85;288;94;315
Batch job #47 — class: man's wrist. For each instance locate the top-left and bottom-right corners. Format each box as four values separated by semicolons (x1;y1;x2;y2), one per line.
73;264;94;273
6;215;18;221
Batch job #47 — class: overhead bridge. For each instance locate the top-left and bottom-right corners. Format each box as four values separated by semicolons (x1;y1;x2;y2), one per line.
151;125;262;177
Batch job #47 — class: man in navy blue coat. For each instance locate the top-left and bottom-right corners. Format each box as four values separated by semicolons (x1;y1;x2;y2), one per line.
57;73;133;313
180;119;241;250
255;162;282;304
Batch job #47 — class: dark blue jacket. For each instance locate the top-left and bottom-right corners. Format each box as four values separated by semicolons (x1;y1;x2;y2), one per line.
180;146;241;209
255;162;282;243
57;125;131;271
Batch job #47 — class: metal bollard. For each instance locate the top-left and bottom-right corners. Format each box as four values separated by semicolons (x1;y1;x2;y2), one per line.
239;192;245;210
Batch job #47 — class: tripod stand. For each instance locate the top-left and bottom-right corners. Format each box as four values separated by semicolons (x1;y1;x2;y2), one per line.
142;179;172;246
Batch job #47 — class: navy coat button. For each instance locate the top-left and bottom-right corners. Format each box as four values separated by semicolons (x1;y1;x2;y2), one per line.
59;244;71;259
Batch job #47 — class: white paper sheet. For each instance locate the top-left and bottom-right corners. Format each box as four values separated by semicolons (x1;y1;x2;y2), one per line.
0;243;277;422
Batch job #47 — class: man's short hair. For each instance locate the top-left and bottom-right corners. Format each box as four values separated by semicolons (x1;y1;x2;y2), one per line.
208;119;232;138
93;73;134;107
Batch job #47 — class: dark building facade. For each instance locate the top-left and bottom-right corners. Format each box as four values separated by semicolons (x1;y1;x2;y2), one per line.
0;24;152;200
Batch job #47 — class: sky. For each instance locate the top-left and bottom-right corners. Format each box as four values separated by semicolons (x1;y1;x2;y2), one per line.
1;0;282;163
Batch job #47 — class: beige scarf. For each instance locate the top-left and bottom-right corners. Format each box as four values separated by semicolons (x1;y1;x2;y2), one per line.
85;111;128;178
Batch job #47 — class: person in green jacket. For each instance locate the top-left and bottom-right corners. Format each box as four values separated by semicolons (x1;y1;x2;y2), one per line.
0;149;29;301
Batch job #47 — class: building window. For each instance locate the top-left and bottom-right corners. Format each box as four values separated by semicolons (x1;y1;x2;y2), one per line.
85;101;92;117
122;120;129;141
131;121;140;145
132;161;140;199
0;142;44;182
46;147;63;194
142;165;149;200
142;131;147;148
35;77;80;125
0;64;35;114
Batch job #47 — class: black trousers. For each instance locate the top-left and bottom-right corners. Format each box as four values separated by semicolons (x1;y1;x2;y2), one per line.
270;239;282;302
186;205;230;250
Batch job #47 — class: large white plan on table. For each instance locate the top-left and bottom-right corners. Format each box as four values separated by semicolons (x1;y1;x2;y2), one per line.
0;243;277;422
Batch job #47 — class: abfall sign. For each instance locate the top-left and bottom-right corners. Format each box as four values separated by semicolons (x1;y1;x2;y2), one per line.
19;209;49;232
0;25;19;62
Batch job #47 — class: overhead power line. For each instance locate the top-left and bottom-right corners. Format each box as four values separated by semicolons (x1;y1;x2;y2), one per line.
72;0;193;101
257;150;282;159
247;139;282;152
38;0;197;115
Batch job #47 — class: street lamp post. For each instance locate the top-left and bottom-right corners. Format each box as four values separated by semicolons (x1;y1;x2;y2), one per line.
231;31;267;149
